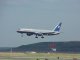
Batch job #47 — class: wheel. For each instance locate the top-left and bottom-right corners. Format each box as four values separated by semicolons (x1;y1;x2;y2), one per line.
41;36;44;38
35;36;38;38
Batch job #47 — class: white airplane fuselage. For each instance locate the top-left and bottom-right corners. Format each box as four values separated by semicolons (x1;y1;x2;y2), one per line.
17;22;62;38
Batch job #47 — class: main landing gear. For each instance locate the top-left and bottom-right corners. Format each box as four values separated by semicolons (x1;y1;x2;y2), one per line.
35;34;44;38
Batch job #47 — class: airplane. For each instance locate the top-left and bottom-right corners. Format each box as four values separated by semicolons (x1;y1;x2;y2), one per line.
17;22;62;38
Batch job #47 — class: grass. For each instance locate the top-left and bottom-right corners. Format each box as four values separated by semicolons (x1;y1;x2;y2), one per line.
0;52;80;60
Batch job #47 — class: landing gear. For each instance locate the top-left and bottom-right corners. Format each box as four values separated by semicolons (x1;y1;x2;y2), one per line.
41;34;44;38
35;36;38;38
41;36;44;38
35;34;44;38
35;34;38;38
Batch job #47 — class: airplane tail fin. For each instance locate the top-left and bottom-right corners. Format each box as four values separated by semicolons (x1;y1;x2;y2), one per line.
53;22;62;32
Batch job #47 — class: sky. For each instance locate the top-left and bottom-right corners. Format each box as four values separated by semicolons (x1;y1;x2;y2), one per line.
0;0;80;47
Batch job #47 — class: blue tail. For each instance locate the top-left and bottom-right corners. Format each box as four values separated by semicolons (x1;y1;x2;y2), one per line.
54;22;62;32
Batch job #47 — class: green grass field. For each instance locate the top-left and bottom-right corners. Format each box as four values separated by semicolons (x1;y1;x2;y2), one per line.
0;52;80;60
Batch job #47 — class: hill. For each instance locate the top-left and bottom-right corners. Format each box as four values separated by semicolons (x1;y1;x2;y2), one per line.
12;41;80;53
0;41;80;52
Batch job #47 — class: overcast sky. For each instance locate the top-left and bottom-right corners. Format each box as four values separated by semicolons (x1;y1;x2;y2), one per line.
0;0;80;47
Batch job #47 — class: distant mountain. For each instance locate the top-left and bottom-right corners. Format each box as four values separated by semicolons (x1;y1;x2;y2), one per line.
1;41;80;52
13;42;51;52
0;47;11;52
13;41;80;53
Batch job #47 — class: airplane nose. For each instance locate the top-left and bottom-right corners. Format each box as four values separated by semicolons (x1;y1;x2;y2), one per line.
16;30;19;33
